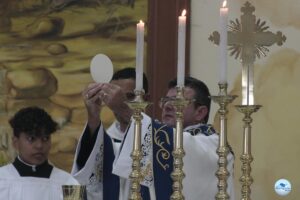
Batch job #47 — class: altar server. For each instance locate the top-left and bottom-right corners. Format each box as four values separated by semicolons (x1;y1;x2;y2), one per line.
0;106;79;200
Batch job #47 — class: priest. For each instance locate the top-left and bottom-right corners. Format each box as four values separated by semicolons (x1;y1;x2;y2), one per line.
0;106;79;200
72;68;149;200
72;77;235;200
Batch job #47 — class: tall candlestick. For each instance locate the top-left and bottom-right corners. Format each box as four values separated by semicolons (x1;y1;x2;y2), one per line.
177;9;187;87
136;20;144;91
219;0;228;84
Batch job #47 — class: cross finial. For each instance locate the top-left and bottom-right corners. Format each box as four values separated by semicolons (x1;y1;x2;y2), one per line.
241;2;255;14
209;1;286;62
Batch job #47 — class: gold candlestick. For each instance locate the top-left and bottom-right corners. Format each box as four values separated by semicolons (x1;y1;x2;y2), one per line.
170;86;189;200
211;83;237;200
127;90;150;200
209;2;286;199
235;105;261;200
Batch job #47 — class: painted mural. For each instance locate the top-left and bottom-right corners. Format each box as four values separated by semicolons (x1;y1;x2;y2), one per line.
0;0;147;171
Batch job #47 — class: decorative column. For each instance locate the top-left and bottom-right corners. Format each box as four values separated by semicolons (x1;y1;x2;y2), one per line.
170;86;189;200
235;105;261;200
127;90;150;200
211;83;237;200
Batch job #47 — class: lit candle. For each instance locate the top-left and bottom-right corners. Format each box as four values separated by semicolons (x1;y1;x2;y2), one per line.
177;9;187;87
136;20;144;91
219;0;228;83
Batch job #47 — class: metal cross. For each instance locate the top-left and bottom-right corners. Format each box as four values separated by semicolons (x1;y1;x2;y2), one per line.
209;1;286;105
209;2;286;200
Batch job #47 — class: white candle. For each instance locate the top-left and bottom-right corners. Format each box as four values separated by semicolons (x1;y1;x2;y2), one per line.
136;20;144;91
219;0;228;83
177;9;187;87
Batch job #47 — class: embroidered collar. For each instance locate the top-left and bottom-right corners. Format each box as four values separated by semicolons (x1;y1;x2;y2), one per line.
13;156;53;178
184;123;216;136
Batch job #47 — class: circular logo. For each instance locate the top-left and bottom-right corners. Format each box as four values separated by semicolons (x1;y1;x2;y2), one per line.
274;179;292;196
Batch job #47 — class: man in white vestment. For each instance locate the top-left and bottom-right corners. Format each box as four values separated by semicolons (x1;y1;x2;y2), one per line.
72;76;235;200
72;68;149;200
0;107;79;200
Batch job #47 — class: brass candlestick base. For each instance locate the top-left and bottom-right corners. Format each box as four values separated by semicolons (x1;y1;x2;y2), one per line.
211;83;237;200
170;86;190;200
127;90;150;200
235;105;261;200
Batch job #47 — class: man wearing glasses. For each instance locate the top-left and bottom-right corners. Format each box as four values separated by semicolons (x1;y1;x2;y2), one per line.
114;77;235;200
72;76;235;200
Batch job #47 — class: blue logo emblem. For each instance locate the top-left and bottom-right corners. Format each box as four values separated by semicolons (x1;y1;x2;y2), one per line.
274;179;292;196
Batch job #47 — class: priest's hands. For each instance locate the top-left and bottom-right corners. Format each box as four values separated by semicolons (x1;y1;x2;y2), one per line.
99;83;132;130
83;83;103;134
83;82;132;134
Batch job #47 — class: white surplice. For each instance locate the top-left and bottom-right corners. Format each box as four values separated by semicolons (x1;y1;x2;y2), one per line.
106;121;125;156
0;164;79;200
72;121;131;200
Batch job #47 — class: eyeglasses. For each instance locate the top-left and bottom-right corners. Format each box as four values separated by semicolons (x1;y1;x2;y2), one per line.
159;96;197;108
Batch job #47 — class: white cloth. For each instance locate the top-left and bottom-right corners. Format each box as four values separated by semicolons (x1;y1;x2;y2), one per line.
113;113;235;200
106;121;125;156
0;164;79;200
72;121;131;200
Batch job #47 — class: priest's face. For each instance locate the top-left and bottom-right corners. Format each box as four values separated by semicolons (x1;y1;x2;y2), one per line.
110;78;136;101
161;87;207;128
13;132;51;165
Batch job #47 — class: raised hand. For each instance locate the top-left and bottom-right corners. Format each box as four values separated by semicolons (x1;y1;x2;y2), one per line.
82;83;103;134
99;83;132;130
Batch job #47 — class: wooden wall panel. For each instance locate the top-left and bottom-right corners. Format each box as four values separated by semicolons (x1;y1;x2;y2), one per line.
147;0;191;119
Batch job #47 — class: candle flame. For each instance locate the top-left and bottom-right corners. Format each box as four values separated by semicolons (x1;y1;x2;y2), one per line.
222;0;227;8
181;9;187;17
139;20;144;24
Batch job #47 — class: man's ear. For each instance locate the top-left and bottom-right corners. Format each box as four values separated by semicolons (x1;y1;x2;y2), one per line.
195;106;208;123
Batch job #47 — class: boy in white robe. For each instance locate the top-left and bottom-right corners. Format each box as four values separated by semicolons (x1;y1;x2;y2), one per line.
0;106;79;200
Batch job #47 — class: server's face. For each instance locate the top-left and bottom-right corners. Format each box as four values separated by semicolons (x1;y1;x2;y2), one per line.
13;132;51;165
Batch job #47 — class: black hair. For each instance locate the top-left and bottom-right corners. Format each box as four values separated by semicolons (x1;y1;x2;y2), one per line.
112;67;149;93
168;77;211;123
9;106;58;137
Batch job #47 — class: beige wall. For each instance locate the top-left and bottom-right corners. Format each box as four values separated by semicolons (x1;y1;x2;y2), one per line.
190;0;299;199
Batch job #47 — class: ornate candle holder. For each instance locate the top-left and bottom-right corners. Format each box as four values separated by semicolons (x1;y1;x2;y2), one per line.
209;2;286;199
127;90;150;200
211;83;237;200
170;86;189;200
235;105;261;200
